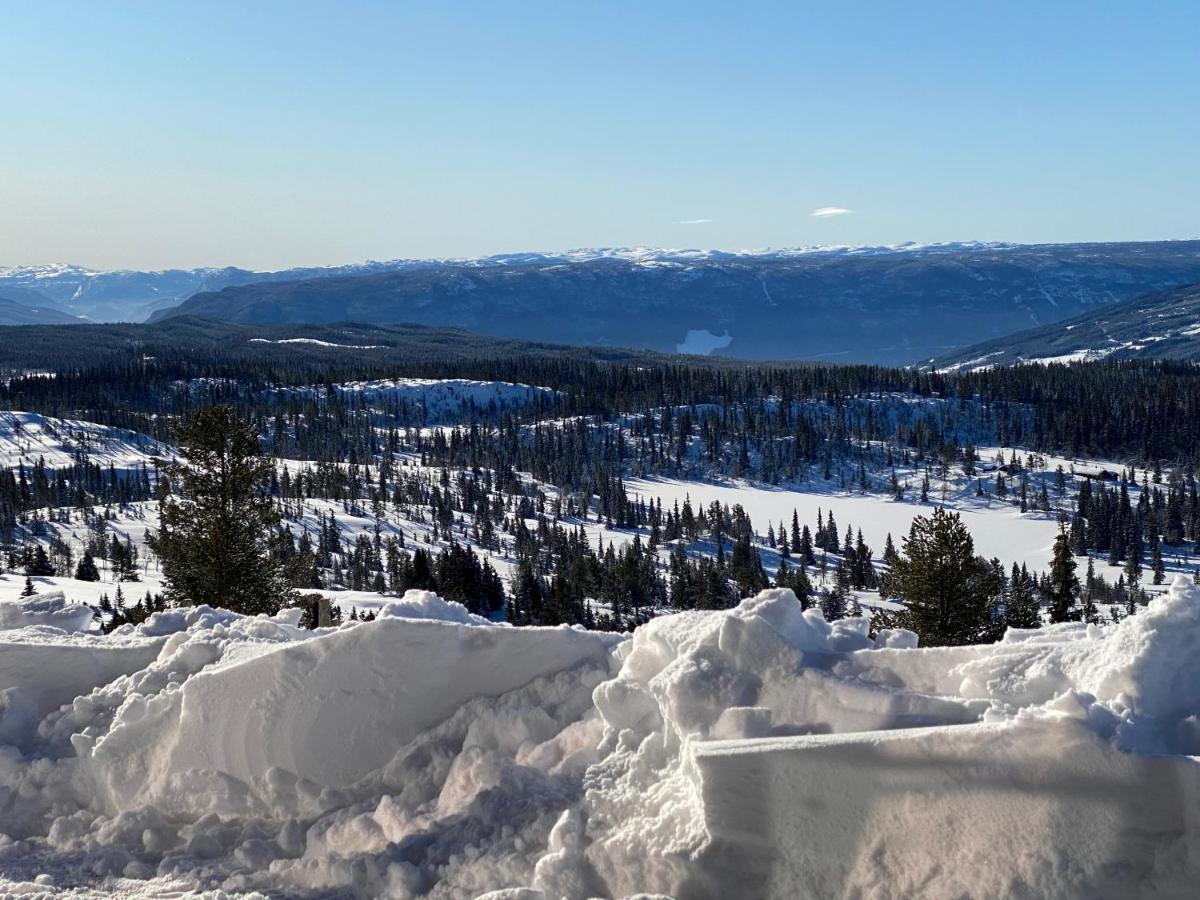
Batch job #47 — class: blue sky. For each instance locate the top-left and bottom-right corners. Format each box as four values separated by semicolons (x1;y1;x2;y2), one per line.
2;1;1197;270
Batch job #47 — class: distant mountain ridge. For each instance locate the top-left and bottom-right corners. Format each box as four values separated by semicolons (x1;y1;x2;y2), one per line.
150;240;1200;364
930;281;1200;370
0;242;1013;323
7;240;1200;363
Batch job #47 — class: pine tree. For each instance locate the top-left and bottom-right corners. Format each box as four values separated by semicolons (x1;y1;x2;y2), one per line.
798;525;814;565
820;577;847;622
74;550;100;582
149;406;296;615
511;560;542;625
880;508;1001;646
1005;562;1041;629
882;532;897;564
1151;533;1165;585
25;544;54;577
20;576;36;597
1123;526;1143;585
1048;527;1080;623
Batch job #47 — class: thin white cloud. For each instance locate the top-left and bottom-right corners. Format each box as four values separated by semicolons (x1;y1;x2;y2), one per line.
811;207;853;218
678;218;713;225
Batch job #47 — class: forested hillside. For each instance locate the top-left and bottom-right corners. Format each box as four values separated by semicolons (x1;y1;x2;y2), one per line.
1;325;1197;642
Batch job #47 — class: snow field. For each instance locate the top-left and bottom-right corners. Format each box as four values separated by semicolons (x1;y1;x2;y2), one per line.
627;474;1062;572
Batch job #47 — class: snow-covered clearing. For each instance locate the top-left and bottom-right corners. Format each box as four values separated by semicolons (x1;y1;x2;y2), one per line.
3;581;1200;897
628;474;1061;572
248;337;384;349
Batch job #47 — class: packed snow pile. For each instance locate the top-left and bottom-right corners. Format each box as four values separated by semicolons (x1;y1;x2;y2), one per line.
0;590;95;633
3;582;1200;897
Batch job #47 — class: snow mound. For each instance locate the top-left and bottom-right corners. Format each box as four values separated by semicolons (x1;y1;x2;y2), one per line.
3;582;1200;897
377;589;489;625
0;590;94;633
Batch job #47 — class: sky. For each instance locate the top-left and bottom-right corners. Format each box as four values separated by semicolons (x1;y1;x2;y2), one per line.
2;1;1198;271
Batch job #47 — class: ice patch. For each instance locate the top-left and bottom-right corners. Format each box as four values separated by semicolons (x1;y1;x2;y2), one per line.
675;329;733;355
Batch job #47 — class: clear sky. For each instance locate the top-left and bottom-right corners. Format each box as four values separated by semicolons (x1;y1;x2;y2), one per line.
2;1;1198;271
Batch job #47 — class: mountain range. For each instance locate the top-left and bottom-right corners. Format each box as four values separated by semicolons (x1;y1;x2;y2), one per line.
150;241;1200;364
4;241;1200;364
0;243;1025;323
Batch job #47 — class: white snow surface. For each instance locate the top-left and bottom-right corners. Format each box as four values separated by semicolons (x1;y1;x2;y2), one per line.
0;412;167;470
329;378;554;410
3;581;1200;897
274;378;556;424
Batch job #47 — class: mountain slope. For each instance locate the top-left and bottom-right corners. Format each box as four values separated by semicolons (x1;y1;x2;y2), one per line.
0;317;686;373
931;282;1200;369
150;241;1200;364
0;264;295;322
2;246;1001;323
0;294;80;326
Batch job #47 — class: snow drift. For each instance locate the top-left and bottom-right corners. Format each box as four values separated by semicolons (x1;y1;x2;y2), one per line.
2;583;1200;897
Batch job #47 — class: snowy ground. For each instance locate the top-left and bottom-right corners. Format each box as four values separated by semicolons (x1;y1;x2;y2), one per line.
0;439;1192;625
3;582;1200;897
0;412;166;470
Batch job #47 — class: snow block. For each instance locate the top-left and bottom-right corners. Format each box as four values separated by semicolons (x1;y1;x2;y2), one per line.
693;717;1200;900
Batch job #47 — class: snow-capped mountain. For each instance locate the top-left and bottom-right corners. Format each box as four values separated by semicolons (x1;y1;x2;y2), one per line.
930;281;1200;370
150;240;1200;365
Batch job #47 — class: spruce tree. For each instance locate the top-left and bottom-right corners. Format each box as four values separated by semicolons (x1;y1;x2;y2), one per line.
1048;527;1080;623
149;406;296;615
1151;534;1165;585
74;550;100;582
880;507;1001;646
820;579;847;622
1005;562;1041;629
25;544;54;577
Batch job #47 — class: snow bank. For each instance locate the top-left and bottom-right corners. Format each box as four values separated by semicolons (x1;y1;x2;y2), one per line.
0;629;164;751
3;580;1200;897
88;610;617;818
